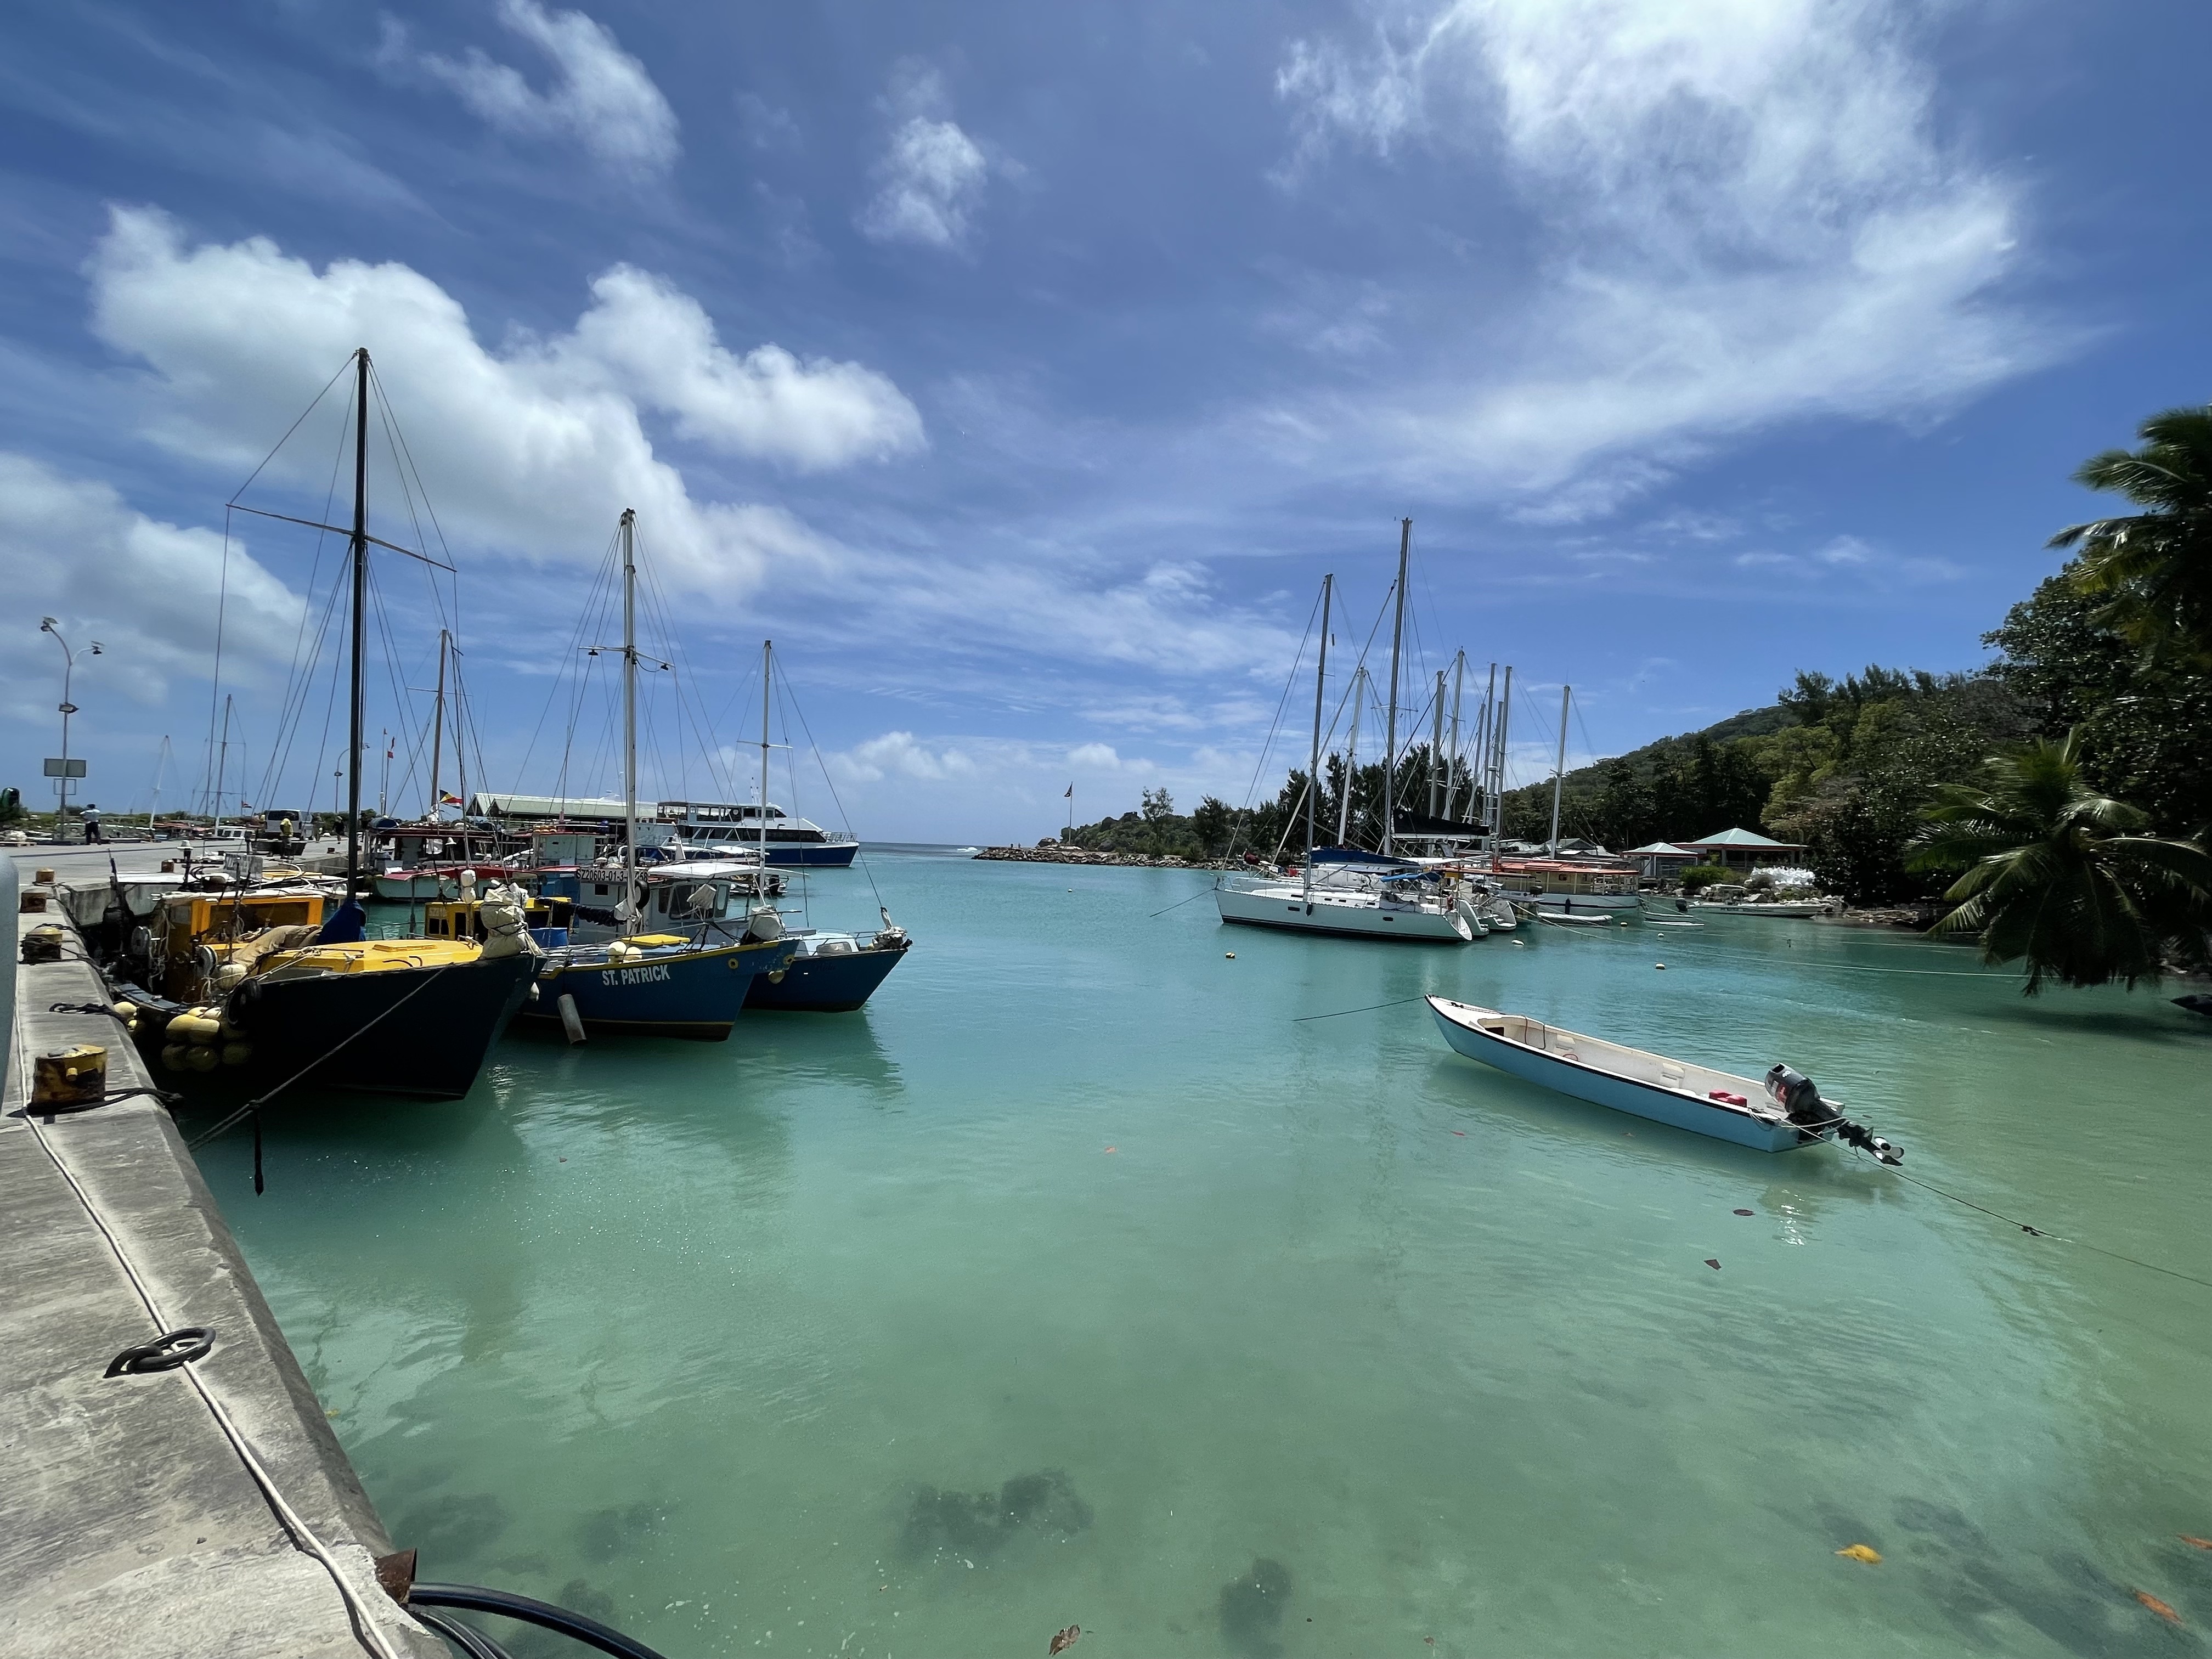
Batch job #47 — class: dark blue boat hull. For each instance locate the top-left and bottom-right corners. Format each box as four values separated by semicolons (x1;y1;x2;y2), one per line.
521;936;795;1039
762;842;859;868
743;940;906;1012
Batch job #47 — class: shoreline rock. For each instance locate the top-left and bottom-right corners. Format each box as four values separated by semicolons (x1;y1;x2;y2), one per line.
973;845;1226;871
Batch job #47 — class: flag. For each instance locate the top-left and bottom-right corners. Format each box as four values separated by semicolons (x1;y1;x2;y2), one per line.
1064;783;1073;798
439;791;462;806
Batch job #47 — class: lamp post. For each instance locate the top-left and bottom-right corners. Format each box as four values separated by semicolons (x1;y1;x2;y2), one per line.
38;618;103;840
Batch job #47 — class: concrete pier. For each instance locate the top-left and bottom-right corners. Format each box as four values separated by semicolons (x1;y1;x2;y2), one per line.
3;854;443;1657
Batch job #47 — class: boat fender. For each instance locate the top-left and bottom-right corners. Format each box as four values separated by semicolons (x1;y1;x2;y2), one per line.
1706;1090;1749;1107
556;992;586;1046
166;1012;222;1043
221;1042;252;1067
185;1045;220;1073
160;1043;189;1072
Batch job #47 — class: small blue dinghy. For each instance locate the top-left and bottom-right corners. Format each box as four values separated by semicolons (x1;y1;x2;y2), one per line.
1425;996;1901;1160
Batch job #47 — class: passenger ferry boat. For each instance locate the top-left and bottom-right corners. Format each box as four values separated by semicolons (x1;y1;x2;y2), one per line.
657;799;858;867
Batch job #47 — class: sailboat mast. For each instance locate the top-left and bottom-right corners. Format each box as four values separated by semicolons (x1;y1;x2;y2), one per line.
1382;517;1410;857
428;629;447;821
1427;669;1446;817
1548;684;1570;855
1492;666;1512;872
1339;667;1362;846
1304;575;1333;903
346;347;368;895
212;694;234;826
1443;653;1466;821
759;641;773;872
620;507;638;935
1472;663;1496;832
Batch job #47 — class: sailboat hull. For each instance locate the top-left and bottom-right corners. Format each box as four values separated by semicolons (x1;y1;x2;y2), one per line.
1214;884;1474;941
227;952;537;1099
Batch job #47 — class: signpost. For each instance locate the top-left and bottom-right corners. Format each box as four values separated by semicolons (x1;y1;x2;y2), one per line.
42;758;87;778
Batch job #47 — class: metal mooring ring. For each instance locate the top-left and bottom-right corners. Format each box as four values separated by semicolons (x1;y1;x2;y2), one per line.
105;1327;215;1377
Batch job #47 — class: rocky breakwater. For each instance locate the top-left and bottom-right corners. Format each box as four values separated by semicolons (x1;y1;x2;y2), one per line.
974;842;1224;871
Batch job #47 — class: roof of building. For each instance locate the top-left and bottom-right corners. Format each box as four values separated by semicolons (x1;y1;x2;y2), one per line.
470;793;629;817
1623;841;1699;856
1681;826;1804;849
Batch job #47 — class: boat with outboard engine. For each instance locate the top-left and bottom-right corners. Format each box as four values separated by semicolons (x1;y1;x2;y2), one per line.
1424;996;1902;1159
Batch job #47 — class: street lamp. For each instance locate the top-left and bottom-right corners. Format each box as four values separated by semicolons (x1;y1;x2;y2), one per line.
38;618;103;842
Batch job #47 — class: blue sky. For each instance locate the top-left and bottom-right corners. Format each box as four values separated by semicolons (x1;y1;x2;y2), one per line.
2;0;2207;842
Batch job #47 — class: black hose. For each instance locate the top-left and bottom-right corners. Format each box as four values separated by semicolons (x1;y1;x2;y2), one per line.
407;1584;669;1659
409;1606;514;1659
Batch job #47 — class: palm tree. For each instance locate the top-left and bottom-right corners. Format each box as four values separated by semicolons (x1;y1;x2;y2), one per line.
1908;730;2212;993
2049;405;2212;667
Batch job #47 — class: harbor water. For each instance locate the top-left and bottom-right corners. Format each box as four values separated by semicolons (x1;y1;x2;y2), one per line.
185;850;2212;1657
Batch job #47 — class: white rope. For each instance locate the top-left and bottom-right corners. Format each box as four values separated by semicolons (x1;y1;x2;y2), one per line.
12;1032;402;1658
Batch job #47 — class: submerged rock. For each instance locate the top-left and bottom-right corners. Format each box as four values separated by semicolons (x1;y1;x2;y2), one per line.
901;1469;1094;1564
1219;1558;1292;1659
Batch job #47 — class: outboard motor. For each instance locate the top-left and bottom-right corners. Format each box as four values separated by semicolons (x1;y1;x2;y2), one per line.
1764;1064;1903;1165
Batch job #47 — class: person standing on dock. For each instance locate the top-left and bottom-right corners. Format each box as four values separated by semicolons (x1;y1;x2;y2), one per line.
81;804;101;844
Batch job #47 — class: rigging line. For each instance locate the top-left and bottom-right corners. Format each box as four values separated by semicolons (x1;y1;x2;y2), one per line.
779;671;888;914
223;353;354;507
1231;583;1325;817
256;396;356;806
265;564;351;821
200;514;234;817
544;528;624;803
1293;993;1430;1022
366;360;456;569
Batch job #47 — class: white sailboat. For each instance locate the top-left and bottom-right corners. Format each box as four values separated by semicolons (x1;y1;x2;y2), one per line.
1215;538;1476;944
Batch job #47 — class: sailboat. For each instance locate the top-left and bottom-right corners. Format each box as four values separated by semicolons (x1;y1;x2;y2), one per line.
515;512;796;1039
134;348;536;1099
738;640;912;1011
1214;546;1477;943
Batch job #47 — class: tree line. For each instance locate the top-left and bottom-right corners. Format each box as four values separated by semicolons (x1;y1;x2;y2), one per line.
1070;405;2212;990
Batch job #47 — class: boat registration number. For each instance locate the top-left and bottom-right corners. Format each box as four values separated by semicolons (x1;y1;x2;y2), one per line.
602;963;673;985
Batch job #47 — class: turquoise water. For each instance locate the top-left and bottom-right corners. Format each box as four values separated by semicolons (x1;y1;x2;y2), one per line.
191;851;2211;1657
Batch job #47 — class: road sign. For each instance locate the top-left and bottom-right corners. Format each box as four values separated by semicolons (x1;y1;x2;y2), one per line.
43;758;87;778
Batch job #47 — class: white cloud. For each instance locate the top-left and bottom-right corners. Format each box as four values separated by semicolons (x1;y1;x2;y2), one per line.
827;730;977;784
857;69;991;250
1274;0;2059;507
0;452;302;720
86;207;917;590
545;265;924;470
1067;742;1121;769
1732;532;1960;586
386;0;679;177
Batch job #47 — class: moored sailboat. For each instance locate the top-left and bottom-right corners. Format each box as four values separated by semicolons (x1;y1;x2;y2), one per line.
127;349;537;1099
1214;534;1476;944
516;511;794;1040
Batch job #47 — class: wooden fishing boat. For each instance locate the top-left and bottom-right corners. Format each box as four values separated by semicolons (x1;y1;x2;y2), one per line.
1424;996;1901;1160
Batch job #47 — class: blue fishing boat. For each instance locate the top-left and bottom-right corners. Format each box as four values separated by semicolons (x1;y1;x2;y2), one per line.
1425;996;1901;1160
743;917;910;1012
517;508;809;1039
525;932;795;1039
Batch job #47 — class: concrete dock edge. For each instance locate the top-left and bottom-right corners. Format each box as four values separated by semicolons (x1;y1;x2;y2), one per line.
2;871;444;1657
